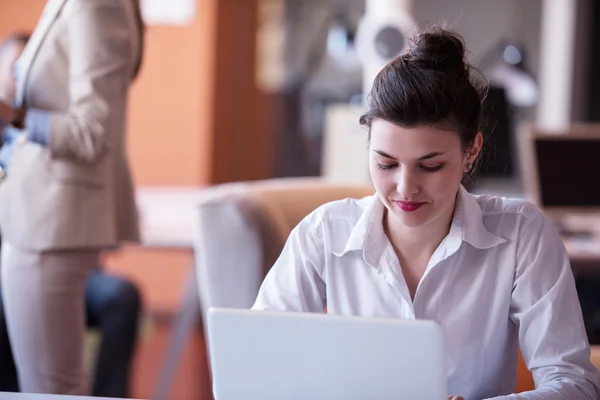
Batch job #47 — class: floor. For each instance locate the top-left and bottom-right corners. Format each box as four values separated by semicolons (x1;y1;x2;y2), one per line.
104;247;213;400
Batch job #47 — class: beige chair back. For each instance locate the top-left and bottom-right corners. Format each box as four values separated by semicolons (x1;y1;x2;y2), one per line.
194;178;374;316
237;181;375;273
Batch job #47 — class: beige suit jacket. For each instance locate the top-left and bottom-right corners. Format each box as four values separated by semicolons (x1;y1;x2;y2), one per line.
0;0;141;251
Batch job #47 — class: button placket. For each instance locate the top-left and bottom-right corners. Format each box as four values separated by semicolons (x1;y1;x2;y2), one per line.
379;247;416;318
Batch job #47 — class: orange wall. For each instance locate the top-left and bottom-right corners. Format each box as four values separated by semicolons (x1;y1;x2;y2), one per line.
0;1;46;38
210;0;274;183
127;1;217;186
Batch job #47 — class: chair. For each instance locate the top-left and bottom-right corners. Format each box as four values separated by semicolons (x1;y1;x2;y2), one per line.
194;177;374;321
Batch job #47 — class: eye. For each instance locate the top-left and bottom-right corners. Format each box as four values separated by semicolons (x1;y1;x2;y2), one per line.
420;164;444;173
377;163;397;171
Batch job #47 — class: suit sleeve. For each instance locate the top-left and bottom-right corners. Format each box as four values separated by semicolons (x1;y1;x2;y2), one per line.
26;0;135;164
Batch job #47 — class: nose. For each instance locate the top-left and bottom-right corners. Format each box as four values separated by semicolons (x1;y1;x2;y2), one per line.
396;168;419;197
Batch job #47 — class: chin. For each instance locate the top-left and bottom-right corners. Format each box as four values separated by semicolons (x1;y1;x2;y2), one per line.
388;206;431;228
395;214;429;228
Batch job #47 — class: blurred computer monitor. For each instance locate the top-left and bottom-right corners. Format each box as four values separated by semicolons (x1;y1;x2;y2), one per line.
521;125;600;219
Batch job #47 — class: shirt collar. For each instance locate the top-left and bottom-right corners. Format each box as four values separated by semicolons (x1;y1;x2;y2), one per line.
333;185;506;265
339;194;386;263
457;185;506;249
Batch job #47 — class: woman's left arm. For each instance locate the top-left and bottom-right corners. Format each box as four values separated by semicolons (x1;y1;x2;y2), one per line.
10;0;134;164
489;210;600;399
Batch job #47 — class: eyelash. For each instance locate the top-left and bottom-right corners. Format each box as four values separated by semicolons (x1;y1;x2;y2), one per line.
421;165;444;173
376;164;445;173
377;164;396;171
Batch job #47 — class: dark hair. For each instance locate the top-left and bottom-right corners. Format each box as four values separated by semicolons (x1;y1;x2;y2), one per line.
359;26;488;161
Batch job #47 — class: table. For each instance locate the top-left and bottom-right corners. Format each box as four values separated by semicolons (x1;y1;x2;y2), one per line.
135;186;207;249
553;213;600;270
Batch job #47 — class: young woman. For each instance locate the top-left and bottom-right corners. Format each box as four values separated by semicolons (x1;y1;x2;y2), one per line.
253;27;600;399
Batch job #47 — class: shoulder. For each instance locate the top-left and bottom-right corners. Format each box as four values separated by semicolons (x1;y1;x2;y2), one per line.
295;195;374;235
311;195;373;220
476;193;543;221
305;195;373;224
474;192;553;238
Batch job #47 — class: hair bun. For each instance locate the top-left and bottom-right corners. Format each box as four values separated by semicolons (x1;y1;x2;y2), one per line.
405;27;469;79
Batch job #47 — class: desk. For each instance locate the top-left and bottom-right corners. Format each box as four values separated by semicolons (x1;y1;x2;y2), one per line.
134;187;207;400
555;214;600;268
563;237;600;264
136;187;207;249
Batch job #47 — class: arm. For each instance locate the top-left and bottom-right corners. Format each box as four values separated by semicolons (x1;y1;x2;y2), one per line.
486;211;600;399
25;0;134;164
252;213;327;312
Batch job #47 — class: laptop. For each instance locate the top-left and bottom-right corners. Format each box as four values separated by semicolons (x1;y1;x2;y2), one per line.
520;125;600;233
206;307;447;400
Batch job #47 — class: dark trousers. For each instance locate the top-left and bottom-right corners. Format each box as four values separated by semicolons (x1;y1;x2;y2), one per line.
0;268;141;397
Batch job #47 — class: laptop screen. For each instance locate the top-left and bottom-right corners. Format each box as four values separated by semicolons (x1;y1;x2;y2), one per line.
535;138;600;207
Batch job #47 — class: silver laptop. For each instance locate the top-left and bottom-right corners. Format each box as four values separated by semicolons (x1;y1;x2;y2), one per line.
207;307;447;400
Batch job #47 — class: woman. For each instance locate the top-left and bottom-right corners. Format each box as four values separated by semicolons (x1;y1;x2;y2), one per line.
0;0;143;394
252;27;600;399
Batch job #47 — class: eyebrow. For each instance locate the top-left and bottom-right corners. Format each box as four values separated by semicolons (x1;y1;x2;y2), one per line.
373;150;445;161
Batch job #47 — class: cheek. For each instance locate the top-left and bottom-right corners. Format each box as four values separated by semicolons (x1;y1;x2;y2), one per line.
369;168;395;192
424;168;463;197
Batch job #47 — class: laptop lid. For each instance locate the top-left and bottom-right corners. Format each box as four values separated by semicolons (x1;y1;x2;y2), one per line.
207;307;447;400
520;125;600;220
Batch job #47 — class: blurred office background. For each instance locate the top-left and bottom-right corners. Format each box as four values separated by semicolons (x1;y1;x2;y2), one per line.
2;0;600;398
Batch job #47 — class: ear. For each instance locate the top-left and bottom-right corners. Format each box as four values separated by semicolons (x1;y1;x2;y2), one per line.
464;132;483;164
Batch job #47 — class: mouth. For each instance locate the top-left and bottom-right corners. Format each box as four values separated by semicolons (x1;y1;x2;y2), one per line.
393;201;426;212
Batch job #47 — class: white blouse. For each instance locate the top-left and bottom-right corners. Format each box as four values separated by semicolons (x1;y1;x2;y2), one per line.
253;186;600;399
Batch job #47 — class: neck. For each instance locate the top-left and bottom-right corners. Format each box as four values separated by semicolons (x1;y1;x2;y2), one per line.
384;199;457;261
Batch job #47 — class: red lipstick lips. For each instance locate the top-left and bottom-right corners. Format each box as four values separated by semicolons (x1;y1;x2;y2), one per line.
394;201;425;212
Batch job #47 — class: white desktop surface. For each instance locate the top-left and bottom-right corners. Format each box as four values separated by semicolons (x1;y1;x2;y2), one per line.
135;186;206;249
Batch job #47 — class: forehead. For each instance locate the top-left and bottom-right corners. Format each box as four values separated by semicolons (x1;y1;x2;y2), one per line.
369;119;462;157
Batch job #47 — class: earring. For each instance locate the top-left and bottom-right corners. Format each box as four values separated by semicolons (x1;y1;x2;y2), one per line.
465;163;473;172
